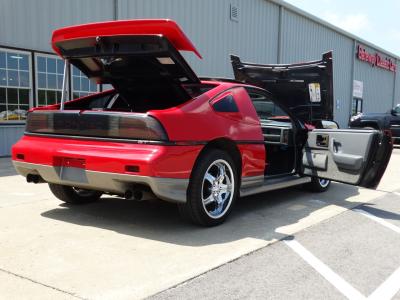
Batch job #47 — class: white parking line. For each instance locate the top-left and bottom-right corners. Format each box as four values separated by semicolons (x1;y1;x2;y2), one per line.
284;239;366;300
353;208;400;299
353;208;400;234
368;266;400;300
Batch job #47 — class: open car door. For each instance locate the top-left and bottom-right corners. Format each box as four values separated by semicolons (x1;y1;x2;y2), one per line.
231;52;392;188
303;128;392;188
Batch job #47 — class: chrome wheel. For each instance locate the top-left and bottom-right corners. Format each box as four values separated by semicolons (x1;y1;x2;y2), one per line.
318;178;330;188
201;159;234;219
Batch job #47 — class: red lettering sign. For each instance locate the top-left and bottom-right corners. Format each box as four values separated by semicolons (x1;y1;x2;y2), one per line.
357;45;396;72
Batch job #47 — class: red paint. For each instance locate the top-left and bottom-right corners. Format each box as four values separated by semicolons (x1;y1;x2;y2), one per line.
238;144;265;177
54;157;86;169
151;83;263;142
12;135;203;179
357;45;396;72
51;19;202;58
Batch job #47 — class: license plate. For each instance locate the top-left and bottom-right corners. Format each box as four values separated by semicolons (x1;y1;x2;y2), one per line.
55;157;88;183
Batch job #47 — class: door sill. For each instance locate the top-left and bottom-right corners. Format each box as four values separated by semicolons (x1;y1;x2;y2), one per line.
240;175;311;197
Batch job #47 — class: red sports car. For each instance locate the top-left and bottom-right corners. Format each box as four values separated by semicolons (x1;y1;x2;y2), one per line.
12;19;392;226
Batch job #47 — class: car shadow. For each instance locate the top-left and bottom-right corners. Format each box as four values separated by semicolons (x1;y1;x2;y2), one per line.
40;182;400;247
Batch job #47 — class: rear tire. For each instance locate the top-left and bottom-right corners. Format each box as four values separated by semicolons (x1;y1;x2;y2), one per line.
304;177;331;193
178;149;238;226
49;184;102;204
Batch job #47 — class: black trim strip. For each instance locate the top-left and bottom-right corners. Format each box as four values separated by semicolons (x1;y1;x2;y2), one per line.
24;132;264;146
25;132;173;145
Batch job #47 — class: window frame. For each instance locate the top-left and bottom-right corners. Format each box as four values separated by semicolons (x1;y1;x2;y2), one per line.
71;65;99;99
34;52;65;107
351;97;363;116
0;47;33;124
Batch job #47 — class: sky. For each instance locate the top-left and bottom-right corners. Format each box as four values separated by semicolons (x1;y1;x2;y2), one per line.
283;0;400;56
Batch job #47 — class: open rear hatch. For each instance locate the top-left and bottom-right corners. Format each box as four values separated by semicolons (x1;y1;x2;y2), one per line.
26;20;204;142
51;19;201;110
231;52;333;124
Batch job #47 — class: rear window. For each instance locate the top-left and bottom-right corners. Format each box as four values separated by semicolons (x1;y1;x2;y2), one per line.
183;84;216;98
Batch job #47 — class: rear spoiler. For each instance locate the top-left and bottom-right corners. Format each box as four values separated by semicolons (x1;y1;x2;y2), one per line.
52;19;202;58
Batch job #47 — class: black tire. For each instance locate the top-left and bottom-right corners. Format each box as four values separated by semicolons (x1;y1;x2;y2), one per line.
48;183;102;204
304;177;331;193
178;149;238;226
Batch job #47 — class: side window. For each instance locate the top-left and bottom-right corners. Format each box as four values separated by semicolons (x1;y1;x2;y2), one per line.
212;94;239;113
245;88;288;120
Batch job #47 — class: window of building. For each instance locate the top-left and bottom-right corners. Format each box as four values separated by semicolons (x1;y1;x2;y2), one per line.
0;48;32;122
35;54;64;106
71;66;98;98
351;98;363;115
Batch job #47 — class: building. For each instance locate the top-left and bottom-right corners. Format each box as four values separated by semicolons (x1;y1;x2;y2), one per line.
1;0;399;156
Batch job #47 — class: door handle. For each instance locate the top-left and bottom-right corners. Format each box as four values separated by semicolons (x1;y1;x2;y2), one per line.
332;138;341;153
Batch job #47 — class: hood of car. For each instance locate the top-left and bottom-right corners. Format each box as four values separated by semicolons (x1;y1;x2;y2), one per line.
231;52;333;124
51;19;201;86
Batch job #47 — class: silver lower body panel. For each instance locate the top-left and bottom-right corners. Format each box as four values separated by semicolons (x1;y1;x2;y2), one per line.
13;161;189;203
240;175;311;197
13;162;312;203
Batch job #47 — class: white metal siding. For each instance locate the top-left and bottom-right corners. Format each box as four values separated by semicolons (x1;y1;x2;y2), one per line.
280;10;354;127
0;126;24;157
0;0;114;52
394;60;400;106
117;0;280;77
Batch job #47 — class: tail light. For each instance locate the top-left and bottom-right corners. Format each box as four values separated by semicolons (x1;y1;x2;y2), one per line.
26;110;168;141
118;115;168;141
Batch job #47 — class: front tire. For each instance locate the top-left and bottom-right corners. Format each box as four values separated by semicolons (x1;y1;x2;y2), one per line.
49;184;102;204
178;149;238;226
304;177;331;193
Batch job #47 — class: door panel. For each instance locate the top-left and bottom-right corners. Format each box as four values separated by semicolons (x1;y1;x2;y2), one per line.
302;129;391;187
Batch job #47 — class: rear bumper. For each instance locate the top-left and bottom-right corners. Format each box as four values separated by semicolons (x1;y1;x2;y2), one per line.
11;135;204;203
13;161;188;203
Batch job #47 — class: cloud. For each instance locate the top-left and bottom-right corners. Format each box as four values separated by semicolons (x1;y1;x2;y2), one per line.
322;12;370;35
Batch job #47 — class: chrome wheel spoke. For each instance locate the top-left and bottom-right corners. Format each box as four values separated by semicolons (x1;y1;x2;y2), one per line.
219;184;229;193
217;193;223;204
204;172;216;184
203;194;215;205
217;163;225;182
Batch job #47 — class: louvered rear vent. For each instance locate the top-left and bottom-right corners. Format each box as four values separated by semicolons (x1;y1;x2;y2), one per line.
230;4;239;22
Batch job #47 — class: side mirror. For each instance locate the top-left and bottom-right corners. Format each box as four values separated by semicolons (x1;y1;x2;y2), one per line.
320;120;339;129
391;109;397;116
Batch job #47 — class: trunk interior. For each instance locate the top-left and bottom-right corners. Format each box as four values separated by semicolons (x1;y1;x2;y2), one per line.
63;83;215;112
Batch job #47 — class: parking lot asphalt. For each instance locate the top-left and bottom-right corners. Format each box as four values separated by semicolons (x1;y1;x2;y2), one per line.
0;148;399;300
